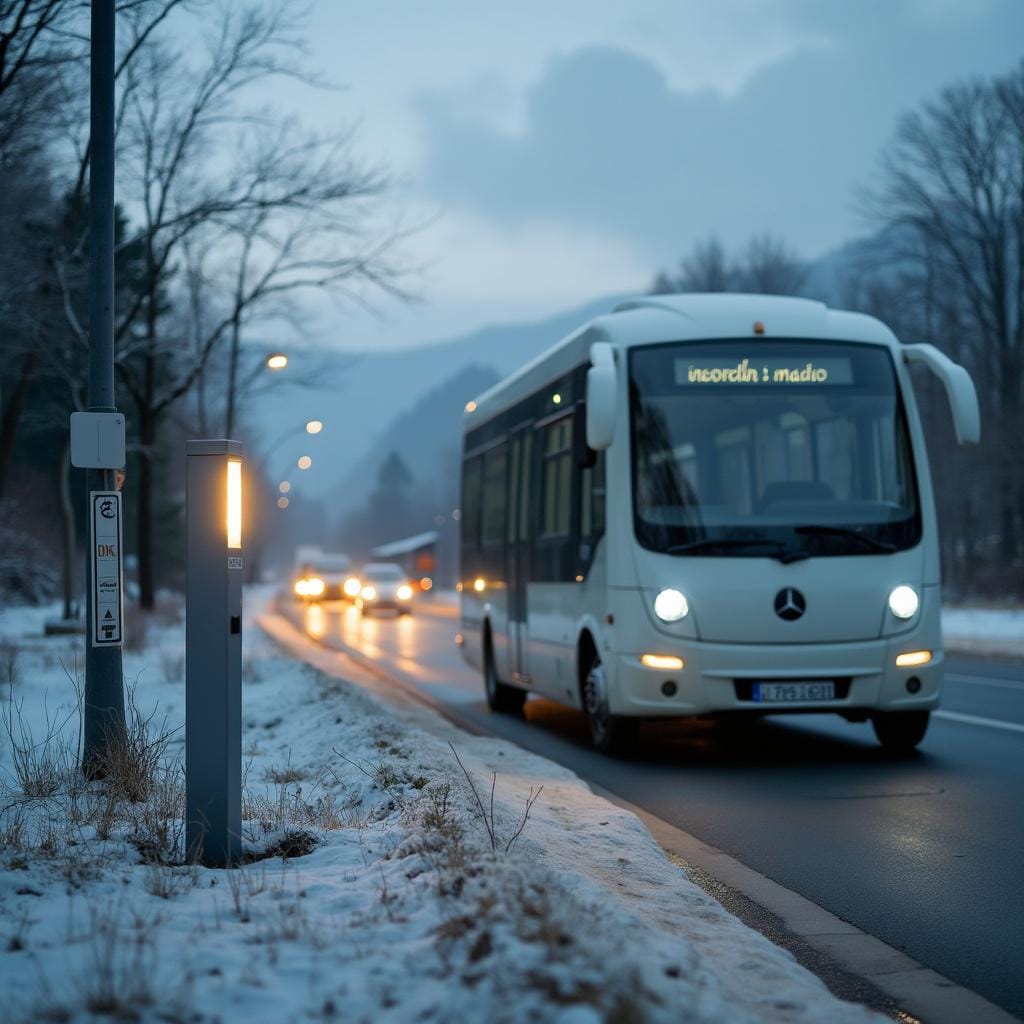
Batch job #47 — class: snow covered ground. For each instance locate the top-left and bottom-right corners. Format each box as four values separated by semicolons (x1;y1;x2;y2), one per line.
941;607;1024;657
0;590;886;1023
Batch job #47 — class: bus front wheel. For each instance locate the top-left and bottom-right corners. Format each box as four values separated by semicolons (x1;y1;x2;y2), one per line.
484;635;526;714
583;656;637;756
871;710;930;752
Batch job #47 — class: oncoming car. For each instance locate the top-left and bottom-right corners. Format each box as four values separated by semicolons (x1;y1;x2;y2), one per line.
357;563;414;615
293;552;356;602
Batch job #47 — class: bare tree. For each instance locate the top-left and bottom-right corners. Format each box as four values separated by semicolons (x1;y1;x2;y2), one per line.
650;233;806;296
735;232;806;295
865;60;1024;568
51;1;406;607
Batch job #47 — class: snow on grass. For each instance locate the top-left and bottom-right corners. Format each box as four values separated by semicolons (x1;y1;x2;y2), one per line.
0;590;881;1023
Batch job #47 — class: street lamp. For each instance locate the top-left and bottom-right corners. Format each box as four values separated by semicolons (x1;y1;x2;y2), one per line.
297;455;312;470
305;420;323;434
266;353;288;370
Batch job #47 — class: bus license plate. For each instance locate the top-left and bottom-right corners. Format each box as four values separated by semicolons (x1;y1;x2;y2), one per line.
753;681;835;703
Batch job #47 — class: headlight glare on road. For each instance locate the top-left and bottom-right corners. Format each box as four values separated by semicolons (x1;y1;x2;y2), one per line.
361;585;377;601
888;585;919;620
397;584;413;601
654;588;689;622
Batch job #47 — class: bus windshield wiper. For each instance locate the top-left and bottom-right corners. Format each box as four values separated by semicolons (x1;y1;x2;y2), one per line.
668;537;809;563
794;524;897;554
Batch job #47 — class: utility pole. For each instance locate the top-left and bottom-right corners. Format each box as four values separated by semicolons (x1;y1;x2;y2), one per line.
82;0;126;773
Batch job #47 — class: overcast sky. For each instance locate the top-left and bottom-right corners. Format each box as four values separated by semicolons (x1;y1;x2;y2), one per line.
249;0;1024;351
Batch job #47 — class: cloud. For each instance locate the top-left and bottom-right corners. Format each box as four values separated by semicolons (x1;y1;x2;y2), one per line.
412;0;1024;262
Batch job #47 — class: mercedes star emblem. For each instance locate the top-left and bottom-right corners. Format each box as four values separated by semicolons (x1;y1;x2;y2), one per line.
774;587;806;621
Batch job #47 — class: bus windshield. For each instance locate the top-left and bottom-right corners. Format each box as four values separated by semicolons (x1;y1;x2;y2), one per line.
629;339;921;558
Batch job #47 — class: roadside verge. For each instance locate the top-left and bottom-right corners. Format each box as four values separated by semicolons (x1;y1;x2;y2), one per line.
261;608;886;1023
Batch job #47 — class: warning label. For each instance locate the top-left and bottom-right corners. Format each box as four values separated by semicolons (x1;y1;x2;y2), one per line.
90;491;123;647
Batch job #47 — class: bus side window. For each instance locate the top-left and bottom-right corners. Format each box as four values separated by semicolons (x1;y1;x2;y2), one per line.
534;415;574;581
541;417;573;537
461;456;482;577
481;444;508;577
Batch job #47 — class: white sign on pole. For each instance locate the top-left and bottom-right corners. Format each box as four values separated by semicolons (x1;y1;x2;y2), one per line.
71;412;126;469
90;490;123;647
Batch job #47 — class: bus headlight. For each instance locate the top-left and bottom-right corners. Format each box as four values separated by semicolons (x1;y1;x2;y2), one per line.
888;585;919;620
654;588;689;622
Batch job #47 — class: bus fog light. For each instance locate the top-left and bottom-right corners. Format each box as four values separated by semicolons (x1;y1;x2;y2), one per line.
906;676;922;694
888;585;919;620
654;588;689;622
661;680;678;697
641;653;684;671
896;650;931;668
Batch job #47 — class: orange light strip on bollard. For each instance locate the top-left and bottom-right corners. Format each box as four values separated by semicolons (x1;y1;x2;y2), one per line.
226;459;242;549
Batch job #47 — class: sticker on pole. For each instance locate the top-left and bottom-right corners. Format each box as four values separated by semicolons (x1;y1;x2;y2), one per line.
90;491;123;647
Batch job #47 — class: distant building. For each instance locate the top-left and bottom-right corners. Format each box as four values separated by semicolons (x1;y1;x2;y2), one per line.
370;530;439;590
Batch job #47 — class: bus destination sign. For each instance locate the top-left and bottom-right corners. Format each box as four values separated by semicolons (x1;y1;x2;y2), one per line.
675;356;854;386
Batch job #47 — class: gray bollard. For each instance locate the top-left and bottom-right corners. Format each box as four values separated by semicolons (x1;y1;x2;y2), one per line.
185;439;244;868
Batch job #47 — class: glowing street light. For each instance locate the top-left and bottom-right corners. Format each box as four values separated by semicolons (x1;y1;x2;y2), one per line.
279;480;290;494
277;496;289;509
305;420;323;434
266;353;288;370
297;455;312;470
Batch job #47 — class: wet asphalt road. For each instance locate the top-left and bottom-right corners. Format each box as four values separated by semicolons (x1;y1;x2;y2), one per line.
286;597;1024;1018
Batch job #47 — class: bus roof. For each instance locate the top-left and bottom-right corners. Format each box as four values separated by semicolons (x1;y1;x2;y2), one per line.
464;293;899;426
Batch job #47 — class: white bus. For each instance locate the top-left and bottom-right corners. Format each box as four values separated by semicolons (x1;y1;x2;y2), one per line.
458;294;980;755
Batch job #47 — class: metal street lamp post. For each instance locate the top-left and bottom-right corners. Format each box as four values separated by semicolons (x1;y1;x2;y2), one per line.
81;0;126;773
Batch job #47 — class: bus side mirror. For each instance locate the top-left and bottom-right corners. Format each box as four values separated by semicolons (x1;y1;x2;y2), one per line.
586;342;617;450
903;344;981;445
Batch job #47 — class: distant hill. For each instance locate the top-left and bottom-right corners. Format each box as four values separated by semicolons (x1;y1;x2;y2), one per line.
252;293;627;501
332;362;501;529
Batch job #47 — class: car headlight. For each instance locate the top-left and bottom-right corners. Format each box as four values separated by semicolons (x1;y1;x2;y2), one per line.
654;588;689;622
888;585;919;620
306;576;325;597
294;579;309;596
361;585;377;601
397;584;413;601
343;576;361;597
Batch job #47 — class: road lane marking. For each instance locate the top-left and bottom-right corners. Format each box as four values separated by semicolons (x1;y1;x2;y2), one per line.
934;710;1024;734
945;673;1024;691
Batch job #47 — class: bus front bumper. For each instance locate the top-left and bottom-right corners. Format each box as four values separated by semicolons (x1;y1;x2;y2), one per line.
607;635;943;718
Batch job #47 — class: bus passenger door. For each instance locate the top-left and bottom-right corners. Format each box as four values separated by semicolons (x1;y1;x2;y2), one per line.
507;427;532;684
